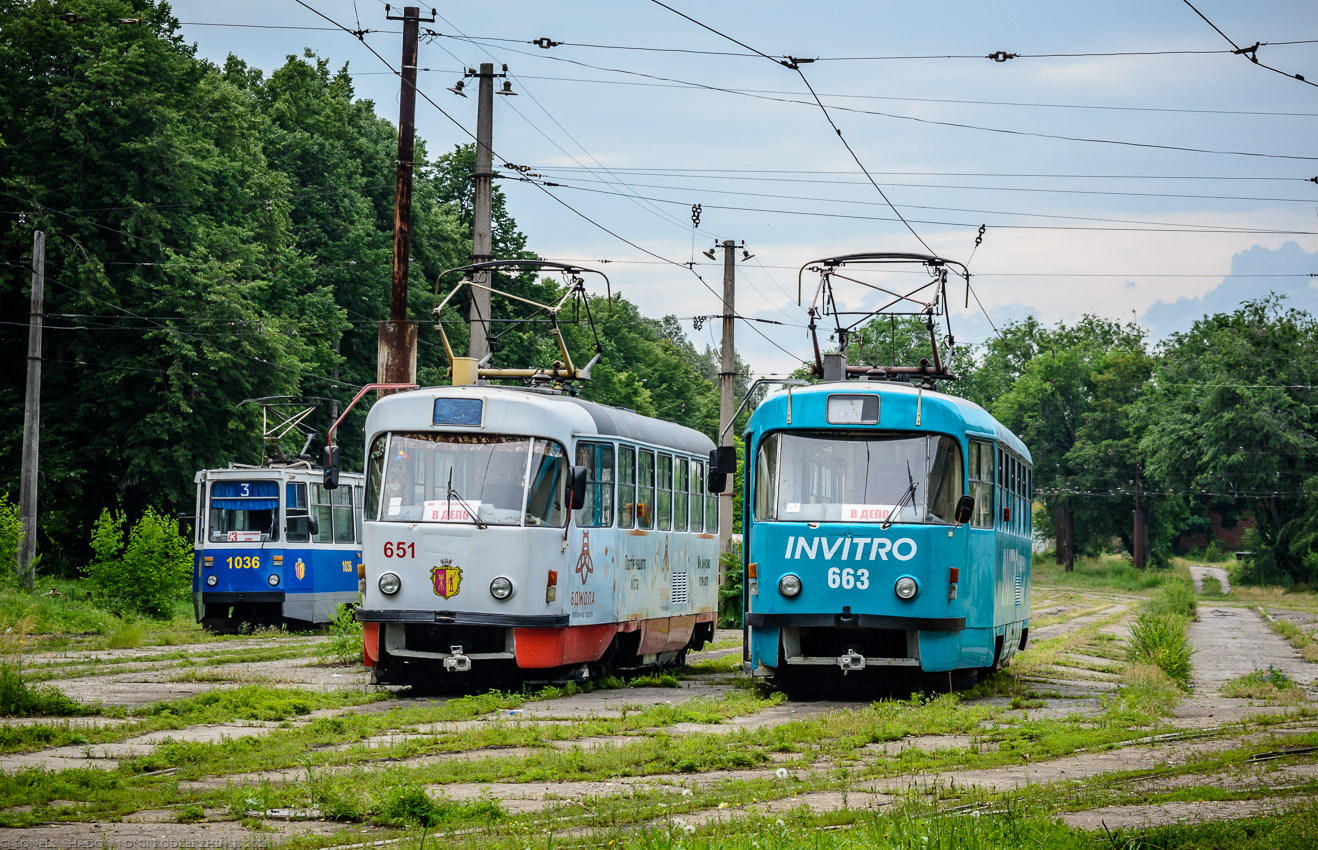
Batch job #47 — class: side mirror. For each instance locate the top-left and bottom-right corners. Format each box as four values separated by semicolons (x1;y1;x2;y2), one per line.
307;515;319;537
707;446;736;494
567;465;588;510
323;445;340;490
177;512;192;539
955;494;975;525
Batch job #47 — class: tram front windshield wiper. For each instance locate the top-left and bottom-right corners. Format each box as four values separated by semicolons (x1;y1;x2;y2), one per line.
880;461;918;530
446;468;488;530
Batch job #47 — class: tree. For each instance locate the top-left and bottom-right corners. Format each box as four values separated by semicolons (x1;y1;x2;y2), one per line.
1136;298;1318;584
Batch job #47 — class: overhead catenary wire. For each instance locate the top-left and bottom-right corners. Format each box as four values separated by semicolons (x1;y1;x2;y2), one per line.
1179;0;1318;89
289;0;814;366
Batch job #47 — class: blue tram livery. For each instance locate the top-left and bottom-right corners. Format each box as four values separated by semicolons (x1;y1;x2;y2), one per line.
192;464;365;631
741;382;1032;687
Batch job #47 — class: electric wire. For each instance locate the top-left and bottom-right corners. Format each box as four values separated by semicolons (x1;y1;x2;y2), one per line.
1180;0;1318;89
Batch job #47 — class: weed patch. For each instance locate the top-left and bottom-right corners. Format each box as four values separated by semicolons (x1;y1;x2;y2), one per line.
1126;612;1194;688
317;603;363;666
1222;666;1306;704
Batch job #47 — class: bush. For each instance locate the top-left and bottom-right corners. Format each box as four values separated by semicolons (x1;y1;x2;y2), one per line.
717;547;743;629
0;494;23;588
1126;611;1194;688
1146;579;1197;619
85;507;192;617
317;603;362;665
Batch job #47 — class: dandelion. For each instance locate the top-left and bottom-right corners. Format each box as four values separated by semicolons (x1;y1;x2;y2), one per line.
775;767;789;780
684;824;696;835
682;788;693;797
776;819;785;828
718;802;728;809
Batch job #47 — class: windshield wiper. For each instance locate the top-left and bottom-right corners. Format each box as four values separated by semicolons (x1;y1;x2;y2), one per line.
446;468;488;530
880;461;918;530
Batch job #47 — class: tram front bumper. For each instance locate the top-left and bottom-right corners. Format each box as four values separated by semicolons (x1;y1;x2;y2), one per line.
746;612;967;671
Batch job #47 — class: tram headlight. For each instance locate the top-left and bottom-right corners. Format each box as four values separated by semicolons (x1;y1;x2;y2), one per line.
205;575;217;587
489;576;513;600
778;574;802;598
268;573;280;587
378;572;402;596
894;576;918;600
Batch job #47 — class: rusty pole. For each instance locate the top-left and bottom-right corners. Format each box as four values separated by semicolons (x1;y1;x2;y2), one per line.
378;5;423;392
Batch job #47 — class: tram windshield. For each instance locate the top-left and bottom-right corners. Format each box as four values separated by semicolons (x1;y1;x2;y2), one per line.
368;433;568;527
753;432;963;525
208;480;279;542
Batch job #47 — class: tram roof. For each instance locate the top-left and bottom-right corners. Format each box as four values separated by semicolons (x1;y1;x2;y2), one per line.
746;381;1031;462
368;385;715;457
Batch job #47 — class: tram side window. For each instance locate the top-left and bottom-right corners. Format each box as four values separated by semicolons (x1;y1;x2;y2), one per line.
675;458;689;532
311;484;334;544
691;459;706;532
638;449;656;530
657;454;673;531
967;441;993;528
332;486;355;543
575;442;615;528
617;446;636;527
1026;468;1032;535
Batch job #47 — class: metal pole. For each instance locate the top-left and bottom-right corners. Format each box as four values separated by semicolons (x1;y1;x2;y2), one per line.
718;240;736;577
1133;461;1145;570
468;62;496;362
18;231;44;592
378;5;421;392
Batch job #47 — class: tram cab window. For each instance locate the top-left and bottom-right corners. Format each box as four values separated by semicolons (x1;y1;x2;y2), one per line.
657;454;673;531
286;482;311;542
967;440;994;528
575;442;614;528
638;450;656;530
365;434;387;521
354;486;364;542
209;480;279;543
675;457;689;532
618;446;636;527
691;459;705;533
752;432;963;525
526;440;568;527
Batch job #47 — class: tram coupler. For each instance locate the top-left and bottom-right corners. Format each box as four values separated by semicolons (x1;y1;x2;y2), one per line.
443;645;472;673
838;649;866;674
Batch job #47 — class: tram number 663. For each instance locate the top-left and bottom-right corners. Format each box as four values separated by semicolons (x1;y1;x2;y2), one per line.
827;566;869;590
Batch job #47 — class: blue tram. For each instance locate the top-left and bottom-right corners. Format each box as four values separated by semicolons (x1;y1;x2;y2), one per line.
740;382;1032;687
192;463;365;631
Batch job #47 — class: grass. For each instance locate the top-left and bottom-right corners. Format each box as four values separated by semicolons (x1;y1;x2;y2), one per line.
1126;612;1194;688
1033;553;1190;593
316;603;363;666
1221;667;1307;705
1262;614;1318;663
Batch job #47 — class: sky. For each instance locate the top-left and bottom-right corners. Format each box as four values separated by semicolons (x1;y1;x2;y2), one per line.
166;0;1318;375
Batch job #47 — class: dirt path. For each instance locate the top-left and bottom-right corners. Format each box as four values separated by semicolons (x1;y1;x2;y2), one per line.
1187;564;1231;594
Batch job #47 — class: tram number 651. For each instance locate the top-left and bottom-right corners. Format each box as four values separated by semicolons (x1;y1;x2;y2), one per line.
383;542;415;558
827;567;869;590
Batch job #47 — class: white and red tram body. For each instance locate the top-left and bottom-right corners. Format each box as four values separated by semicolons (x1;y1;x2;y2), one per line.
356;385;720;683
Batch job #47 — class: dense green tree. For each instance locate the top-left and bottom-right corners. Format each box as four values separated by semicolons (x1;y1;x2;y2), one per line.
1136;298;1318;584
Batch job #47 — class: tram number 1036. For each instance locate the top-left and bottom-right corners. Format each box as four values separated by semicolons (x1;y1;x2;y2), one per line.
383;542;416;559
827;566;870;590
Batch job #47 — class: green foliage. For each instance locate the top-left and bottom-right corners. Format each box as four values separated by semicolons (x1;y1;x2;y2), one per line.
0;663;88;717
317;603;363;665
0;496;21;588
85;508;192;617
717;546;743;629
1146;579;1197;619
1221;665;1302;703
1126;611;1194;687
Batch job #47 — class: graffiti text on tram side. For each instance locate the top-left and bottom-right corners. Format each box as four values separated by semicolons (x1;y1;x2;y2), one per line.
782;536;917;562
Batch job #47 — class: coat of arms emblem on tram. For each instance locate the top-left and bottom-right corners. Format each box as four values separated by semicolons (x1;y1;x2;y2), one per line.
294;558;306;581
431;560;462;599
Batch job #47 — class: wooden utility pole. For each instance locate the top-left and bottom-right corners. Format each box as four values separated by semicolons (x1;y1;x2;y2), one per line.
1133;461;1146;569
378;5;432;392
717;240;737;573
19;231;44;593
467;62;503;363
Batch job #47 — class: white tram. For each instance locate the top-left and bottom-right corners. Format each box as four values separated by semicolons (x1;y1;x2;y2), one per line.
355;384;720;685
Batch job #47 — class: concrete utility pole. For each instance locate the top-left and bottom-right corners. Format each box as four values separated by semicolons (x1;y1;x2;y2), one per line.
378;5;432;393
717;240;737;572
467;62;502;363
19;231;44;593
1133;461;1146;570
